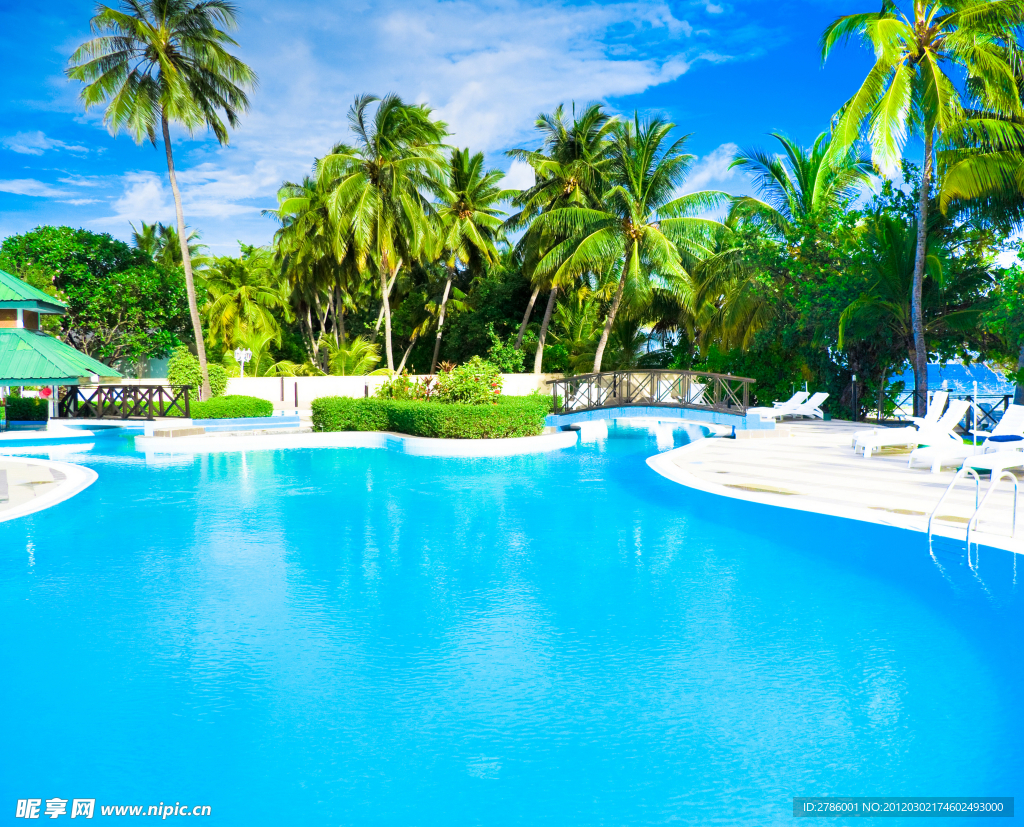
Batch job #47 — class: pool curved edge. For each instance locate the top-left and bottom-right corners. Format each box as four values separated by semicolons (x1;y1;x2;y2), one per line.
0;457;98;524
135;429;580;458
646;442;1023;555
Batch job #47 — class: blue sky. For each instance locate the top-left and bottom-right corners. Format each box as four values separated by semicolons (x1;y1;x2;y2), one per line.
0;0;878;256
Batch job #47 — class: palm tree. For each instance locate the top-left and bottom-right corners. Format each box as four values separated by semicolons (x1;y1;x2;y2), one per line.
729;132;872;233
324;336;384;376
839;212;993;401
68;0;256;400
505;103;617;369
204;246;289;348
821;0;1024;413
267;173;357;366
319;94;448;372
131;220;206;268
534;114;727;372
429;148;510;372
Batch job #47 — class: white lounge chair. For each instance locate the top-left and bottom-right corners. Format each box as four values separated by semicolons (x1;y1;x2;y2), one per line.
855;399;970;458
853;390;949;448
774;390;810;409
749;391;827;420
786;391;829;419
909;403;1024;473
905;390;950;427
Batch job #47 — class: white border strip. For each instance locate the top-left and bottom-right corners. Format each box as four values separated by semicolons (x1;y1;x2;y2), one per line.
0;457;98;523
647;440;1023;554
135;429;579;458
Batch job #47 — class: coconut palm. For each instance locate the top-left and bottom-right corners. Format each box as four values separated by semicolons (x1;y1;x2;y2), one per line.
534;114;727;372
268;173;358;365
324;336;384;376
429;148;510;372
204;246;289;348
838;213;992;381
68;0;257;399
729;132;872;233
821;0;1024;413
506;103;617;366
318;94;448;371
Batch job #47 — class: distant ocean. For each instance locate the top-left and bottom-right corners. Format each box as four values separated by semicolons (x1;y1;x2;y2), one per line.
892;362;1015;395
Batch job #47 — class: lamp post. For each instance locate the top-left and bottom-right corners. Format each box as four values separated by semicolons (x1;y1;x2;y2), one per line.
233;347;252;378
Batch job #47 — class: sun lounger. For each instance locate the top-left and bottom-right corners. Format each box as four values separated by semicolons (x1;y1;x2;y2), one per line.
904;390;949;426
749;391;827;420
855;399;970;458
852;390;950;447
909;403;1024;473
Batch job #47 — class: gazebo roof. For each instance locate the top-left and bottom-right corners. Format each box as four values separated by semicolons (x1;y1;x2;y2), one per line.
0;328;121;386
0;269;67;314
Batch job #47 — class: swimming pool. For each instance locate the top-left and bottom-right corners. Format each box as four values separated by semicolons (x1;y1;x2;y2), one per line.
2;424;1021;824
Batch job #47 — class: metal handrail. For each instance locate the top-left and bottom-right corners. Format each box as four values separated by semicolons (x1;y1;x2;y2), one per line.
546;369;755;416
927;467;981;561
966;470;1019;562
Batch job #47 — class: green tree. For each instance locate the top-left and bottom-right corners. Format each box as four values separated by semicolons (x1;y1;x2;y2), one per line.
131;220;206;269
534;114;726;372
429;148;510;372
319;94;448;371
204;245;289;348
729;132;872;233
821;0;1024;412
0;226;190;365
68;0;257;399
506;102;617;370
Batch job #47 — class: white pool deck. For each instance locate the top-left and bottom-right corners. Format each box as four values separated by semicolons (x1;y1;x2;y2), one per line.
0;456;97;522
648;419;1024;554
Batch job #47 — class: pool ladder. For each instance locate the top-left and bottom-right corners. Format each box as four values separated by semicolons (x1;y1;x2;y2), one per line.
927;468;1018;568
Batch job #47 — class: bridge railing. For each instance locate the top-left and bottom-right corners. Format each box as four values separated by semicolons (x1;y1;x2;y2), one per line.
58;384;191;420
547;370;755;415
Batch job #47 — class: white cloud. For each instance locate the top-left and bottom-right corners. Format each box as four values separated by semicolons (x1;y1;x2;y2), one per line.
502;159;535;191
109;172;172;221
2;130;88;156
29;0;744;251
0;178;71;198
681;142;741;193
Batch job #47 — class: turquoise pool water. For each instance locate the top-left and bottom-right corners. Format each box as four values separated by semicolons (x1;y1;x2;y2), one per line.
1;424;1021;825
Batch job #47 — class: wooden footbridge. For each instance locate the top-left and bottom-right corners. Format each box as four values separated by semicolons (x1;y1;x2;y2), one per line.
546;369;774;431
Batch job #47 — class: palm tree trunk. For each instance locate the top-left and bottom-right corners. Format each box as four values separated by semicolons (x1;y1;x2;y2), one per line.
430;275;454;374
396;333;419;374
515;285;541;350
593;257;630;373
162;114;211;400
338;305;346;345
910;131;933;417
372;268;400;339
380;260;395;372
533;286;557;374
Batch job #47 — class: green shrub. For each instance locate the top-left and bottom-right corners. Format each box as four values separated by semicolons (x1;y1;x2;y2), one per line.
485;323;525;373
191;394;273;420
311;396;390;432
435;356;502;404
311;394;550;439
167;345;228;398
4;396;48;420
375;374;432;401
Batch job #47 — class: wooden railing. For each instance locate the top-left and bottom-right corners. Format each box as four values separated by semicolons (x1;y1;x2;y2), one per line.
547;370;755;415
58;385;191;420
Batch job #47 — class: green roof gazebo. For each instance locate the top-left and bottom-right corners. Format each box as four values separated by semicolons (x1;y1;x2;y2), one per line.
0;269;121;387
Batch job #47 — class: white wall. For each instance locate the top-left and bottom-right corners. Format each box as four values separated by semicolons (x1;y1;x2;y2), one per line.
224;374;563;405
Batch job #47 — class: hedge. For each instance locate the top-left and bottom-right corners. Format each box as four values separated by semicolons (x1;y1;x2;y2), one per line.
190;394;273;420
311;395;551;439
167;346;228;398
4;396;49;421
